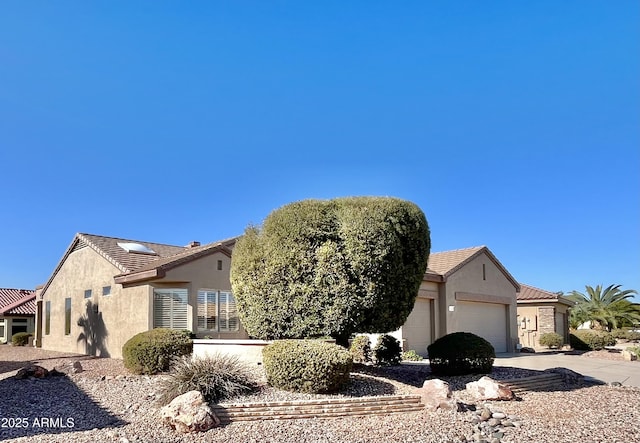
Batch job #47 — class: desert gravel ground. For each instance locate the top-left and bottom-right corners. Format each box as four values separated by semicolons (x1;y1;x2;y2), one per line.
1;346;639;443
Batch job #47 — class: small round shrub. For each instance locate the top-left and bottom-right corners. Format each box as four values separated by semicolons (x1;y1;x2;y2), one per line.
157;353;258;405
569;329;616;351
122;328;193;375
262;340;352;393
11;332;32;346
373;334;402;366
349;336;372;363
401;350;423;361
538;332;563;349
427;332;495;376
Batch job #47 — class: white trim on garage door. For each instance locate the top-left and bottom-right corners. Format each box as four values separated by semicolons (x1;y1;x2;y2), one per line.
456;301;508;353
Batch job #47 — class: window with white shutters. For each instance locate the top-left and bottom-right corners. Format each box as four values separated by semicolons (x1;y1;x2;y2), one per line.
153;289;188;329
197;289;238;333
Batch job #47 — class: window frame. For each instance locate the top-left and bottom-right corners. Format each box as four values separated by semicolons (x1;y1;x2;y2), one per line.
45;301;51;335
197;289;238;333
84;289;92;299
64;298;71;335
102;286;111;296
153;288;188;329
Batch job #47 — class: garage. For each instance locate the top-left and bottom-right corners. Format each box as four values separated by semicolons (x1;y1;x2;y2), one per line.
456;301;508;353
402;298;433;357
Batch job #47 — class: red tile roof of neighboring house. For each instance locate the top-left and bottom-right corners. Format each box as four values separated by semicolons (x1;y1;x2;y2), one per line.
0;288;36;315
518;283;574;306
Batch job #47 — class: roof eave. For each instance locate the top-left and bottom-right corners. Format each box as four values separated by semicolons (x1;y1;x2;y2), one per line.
423;272;444;283
114;268;166;284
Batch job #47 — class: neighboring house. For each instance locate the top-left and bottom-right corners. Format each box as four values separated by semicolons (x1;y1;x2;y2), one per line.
516;284;574;349
36;233;245;359
0;288;36;344
37;234;520;359
372;246;520;356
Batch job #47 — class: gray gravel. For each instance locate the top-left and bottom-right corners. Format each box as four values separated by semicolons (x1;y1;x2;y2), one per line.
1;346;639;443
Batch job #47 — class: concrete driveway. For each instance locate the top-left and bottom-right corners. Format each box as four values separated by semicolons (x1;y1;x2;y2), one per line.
494;352;640;387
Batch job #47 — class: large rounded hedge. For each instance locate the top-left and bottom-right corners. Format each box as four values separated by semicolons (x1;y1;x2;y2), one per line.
427;332;495;375
262;340;353;393
122;328;193;375
230;197;430;345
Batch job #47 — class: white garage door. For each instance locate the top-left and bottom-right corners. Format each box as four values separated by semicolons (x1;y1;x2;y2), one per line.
402;298;432;357
456;301;507;353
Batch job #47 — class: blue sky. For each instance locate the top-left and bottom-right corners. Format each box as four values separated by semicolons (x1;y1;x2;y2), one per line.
1;1;638;300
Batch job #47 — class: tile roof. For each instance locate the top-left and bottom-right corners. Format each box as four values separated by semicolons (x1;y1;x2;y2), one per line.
518;283;574;306
41;233;239;294
426;246;485;276
424;246;520;291
77;233;189;273
0;288;36;315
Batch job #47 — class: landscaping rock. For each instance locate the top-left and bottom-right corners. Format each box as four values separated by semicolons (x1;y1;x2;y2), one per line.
466;377;515;401
55;360;84;375
160;390;219;433
417;378;458;411
14;364;49;379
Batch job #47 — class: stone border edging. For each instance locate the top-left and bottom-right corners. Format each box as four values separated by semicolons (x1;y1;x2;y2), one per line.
211;394;424;422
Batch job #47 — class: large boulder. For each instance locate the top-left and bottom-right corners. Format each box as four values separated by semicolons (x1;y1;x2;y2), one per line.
465;376;515;401
160;390;219;433
416;379;458;411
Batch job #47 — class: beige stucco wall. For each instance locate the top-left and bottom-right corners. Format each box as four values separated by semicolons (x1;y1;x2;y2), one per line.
40;246;150;359
516;302;571;349
441;252;518;352
162;251;250;340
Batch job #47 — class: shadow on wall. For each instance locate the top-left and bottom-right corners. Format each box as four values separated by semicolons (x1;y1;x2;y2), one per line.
77;301;110;358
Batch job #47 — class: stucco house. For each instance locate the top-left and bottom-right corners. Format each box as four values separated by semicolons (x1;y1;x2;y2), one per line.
36;233;242;358
36;233;519;359
372;246;520;356
516;284;574;349
0;288;36;344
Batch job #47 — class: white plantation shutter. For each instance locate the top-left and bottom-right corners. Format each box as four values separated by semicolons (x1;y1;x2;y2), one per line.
195;289;238;333
219;291;229;331
153;289;188;329
226;292;238;332
197;290;217;331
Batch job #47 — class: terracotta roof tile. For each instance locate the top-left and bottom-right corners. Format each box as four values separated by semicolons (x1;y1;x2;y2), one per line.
426;246;485;276
0;288;36;315
518;283;574;305
78;233;187;273
120;237;237;276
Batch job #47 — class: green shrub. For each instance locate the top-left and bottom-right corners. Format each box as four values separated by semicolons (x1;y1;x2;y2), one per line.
373;334;402;366
427;332;495;376
611;329;640;342
401;350;423;361
628;346;640;357
538;332;564;348
230;197;430;346
349;336;372;363
122;328;193;375
262;340;352;393
157;354;258;405
11;332;32;346
569;329;616;351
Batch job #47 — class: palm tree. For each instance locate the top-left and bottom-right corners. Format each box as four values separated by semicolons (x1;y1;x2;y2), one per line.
568;284;640;331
